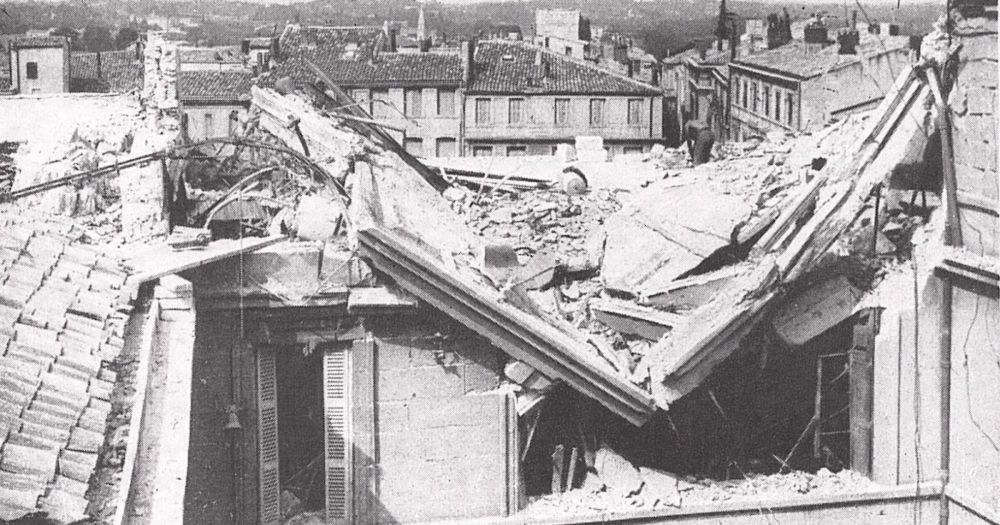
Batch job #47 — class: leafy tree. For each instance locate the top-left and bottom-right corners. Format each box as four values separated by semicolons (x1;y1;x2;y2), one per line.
80;25;113;52
115;27;139;49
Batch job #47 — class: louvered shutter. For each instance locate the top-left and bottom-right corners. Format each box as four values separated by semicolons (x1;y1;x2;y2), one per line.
324;345;352;523
257;346;280;525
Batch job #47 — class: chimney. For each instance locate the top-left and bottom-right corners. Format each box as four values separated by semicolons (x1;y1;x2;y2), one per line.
270;37;280;62
461;39;476;84
241;38;251;54
389;28;398;52
96;51;102;79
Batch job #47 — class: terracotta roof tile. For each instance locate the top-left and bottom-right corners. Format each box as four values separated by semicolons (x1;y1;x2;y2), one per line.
10;37;67;49
267;25;463;87
467;40;660;95
177;70;253;103
70;50;144;94
0;216;134;521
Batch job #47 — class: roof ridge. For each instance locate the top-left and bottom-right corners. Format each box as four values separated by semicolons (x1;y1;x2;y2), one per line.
480;39;661;94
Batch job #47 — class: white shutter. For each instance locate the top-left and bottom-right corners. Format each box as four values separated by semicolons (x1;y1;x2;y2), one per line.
324;345;352;523
257;346;280;525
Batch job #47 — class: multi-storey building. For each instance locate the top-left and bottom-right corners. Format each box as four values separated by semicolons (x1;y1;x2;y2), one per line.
267;26;665;159
267;25;465;157
729;30;914;138
463;40;663;157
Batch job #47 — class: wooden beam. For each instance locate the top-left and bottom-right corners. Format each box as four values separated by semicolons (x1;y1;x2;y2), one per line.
926;68;963;246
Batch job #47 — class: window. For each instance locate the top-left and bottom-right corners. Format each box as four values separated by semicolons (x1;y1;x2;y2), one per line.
204;113;214;137
371;89;391;118
508;98;524;125
25;62;38;80
742;80;748;108
774;90;781;121
763;86;770;117
786;93;795;125
734;82;740;108
627;99;643;125
403;137;423;156
472;145;493;157
405;89;422;118
437;89;455;117
751;82;758;112
507;145;527;156
589;98;605;127
475;98;491;125
435;137;457;157
554;98;570;126
565;46;573;56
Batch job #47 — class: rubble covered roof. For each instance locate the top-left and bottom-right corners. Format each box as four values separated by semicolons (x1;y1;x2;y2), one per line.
269;25;463;87
0;211;132;523
177;70;253;103
468;40;661;95
733;34;911;79
70;50;145;94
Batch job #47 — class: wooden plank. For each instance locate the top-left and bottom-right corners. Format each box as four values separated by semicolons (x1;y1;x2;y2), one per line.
352;337;376;524
642;265;743;310
126;236;287;283
927;69;963;246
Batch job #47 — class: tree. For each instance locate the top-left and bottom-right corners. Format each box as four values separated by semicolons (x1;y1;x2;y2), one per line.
115;27;139;49
80;26;113;52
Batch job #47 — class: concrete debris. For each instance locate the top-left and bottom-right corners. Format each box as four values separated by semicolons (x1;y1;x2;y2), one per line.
593;445;643;499
523;466;875;519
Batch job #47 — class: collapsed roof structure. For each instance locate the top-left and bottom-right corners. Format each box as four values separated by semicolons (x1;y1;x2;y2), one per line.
0;10;996;523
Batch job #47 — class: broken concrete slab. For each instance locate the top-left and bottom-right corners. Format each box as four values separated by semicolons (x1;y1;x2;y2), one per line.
772;275;865;346
641;265;744;310
602;183;753;295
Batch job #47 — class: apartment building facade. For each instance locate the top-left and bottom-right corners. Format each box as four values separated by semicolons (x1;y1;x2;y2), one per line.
729;33;914;138
463;40;663;158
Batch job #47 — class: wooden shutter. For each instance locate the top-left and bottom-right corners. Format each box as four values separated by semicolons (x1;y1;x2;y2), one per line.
257;346;280;525
324;345;352;523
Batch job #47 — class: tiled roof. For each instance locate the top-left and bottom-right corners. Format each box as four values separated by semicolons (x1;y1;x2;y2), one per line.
10;37;68;49
246;37;274;49
267;25;463;87
179;46;244;64
467;40;660;95
732;34;911;79
177;70;253;102
0;213;132;523
70;51;145;94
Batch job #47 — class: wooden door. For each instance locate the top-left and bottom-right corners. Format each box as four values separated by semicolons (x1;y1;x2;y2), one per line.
256;346;280;525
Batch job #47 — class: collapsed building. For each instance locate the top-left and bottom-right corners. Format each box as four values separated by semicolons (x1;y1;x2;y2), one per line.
0;12;996;525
